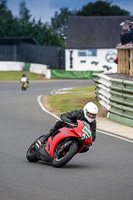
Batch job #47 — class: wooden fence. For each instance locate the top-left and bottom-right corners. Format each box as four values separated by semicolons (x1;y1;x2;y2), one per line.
117;46;133;76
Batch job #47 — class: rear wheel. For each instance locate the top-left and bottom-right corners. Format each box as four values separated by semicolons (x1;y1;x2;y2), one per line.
21;83;24;91
26;143;39;162
52;141;78;168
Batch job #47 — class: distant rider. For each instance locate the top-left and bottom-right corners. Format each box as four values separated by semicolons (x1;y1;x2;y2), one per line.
20;72;29;87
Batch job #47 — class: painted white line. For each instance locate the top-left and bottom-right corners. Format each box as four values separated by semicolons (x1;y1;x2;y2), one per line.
37;95;133;143
98;130;133;143
37;95;60;120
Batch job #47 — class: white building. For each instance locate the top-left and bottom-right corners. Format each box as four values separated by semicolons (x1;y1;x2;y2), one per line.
65;16;133;74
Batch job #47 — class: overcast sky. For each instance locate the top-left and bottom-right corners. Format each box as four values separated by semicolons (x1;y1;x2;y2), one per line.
7;0;133;23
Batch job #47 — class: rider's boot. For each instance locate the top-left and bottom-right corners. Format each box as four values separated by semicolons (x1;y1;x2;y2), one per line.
35;130;53;148
42;130;52;143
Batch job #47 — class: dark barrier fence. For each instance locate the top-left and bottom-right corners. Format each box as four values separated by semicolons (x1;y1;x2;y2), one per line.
0;45;15;61
0;43;65;70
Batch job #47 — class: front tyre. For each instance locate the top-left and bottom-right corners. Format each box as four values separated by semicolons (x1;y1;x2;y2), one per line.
26;143;39;162
52;141;78;168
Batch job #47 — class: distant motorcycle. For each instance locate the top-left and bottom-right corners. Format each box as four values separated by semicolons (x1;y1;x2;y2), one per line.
20;77;28;91
26;120;92;168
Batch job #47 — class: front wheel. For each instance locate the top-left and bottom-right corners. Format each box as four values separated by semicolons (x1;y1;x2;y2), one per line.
52;141;78;168
26;143;39;162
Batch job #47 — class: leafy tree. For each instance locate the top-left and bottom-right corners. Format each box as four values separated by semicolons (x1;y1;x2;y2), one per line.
0;0;12;19
0;0;14;37
76;0;130;16
51;7;76;39
19;0;32;23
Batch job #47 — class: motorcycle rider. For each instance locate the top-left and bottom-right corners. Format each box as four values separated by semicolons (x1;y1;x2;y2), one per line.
36;102;98;152
20;72;29;87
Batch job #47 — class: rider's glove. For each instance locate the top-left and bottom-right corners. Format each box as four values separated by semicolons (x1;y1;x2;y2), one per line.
63;119;71;124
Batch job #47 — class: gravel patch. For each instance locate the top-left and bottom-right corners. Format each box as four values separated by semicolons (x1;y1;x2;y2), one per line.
105;73;133;81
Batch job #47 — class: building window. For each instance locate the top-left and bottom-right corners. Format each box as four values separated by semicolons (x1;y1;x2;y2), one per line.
78;49;97;57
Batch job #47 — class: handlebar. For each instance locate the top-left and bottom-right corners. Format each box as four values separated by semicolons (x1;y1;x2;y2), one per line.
64;121;78;127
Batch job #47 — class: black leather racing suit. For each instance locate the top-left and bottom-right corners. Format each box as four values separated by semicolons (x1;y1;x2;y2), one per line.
49;110;96;142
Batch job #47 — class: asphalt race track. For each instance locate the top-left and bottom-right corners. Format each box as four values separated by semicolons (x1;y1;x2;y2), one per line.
0;80;133;200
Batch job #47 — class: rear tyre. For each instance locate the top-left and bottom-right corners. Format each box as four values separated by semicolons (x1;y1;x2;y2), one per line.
21;83;24;91
52;141;78;168
26;143;39;162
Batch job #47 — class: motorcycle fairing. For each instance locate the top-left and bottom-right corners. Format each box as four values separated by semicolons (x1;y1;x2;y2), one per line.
45;127;77;158
45;120;92;158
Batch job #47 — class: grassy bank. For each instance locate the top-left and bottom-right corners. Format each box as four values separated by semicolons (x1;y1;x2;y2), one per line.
0;71;45;81
47;85;101;114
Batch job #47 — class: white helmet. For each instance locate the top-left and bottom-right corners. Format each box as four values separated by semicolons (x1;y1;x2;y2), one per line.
83;102;98;123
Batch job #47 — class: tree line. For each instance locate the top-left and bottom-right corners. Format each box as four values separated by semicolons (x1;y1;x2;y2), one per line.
0;0;130;48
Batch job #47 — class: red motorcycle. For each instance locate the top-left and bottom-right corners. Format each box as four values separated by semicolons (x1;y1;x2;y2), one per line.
26;120;92;168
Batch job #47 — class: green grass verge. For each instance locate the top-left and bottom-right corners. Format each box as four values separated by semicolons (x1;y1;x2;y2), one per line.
0;72;100;114
0;71;45;81
48;85;100;113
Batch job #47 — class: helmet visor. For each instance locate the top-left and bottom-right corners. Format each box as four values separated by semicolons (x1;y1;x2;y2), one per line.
86;112;96;119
